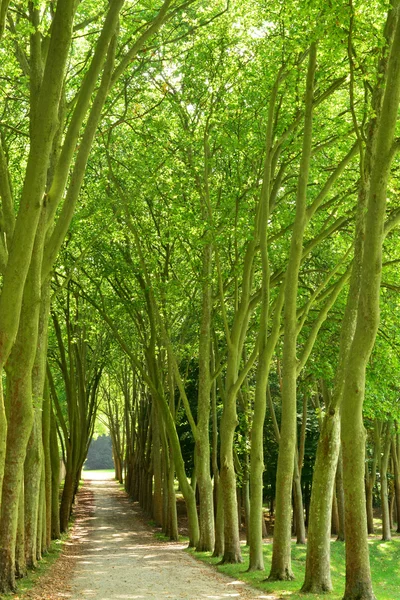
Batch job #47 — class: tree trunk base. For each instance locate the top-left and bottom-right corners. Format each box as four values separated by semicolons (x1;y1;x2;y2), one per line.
196;541;213;552
296;538;306;545
267;567;295;581
342;582;377;600
219;551;243;564
247;562;264;572
0;549;16;594
301;580;332;593
342;594;377;600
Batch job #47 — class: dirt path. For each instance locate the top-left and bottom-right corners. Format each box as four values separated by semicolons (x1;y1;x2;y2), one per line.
55;476;274;600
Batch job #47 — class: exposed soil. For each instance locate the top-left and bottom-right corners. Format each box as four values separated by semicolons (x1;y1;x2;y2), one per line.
26;475;275;600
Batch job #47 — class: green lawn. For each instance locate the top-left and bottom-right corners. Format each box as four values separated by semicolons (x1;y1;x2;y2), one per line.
81;469;115;480
189;537;400;599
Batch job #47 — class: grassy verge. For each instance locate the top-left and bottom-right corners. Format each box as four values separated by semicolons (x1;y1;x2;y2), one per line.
188;536;400;599
153;531;189;542
1;536;66;599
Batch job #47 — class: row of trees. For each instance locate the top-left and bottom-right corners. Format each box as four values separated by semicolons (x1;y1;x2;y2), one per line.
0;0;223;591
1;1;400;599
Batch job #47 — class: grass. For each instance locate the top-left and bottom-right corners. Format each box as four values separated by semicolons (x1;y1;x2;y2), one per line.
81;469;115;480
188;536;400;599
1;537;66;599
153;530;189;543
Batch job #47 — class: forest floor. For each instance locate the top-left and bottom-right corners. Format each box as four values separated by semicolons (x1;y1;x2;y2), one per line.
20;473;275;600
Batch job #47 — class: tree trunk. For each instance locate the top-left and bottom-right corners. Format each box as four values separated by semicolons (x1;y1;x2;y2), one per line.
59;467;75;533
293;458;306;544
24;412;43;567
380;422;392;541
336;450;345;542
248;68;282;571
331;491;339;536
365;482;374;535
0;230;44;591
301;413;340;593
50;407;60;540
42;381;52;549
152;406;163;526
195;242;214;552
219;377;242;563
15;481;26;579
392;437;400;533
341;8;400;595
269;42;317;582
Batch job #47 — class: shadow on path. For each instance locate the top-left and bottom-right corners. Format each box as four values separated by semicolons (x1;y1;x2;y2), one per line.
63;477;273;600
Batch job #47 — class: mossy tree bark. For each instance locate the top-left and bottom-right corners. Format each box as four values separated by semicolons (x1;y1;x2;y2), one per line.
340;6;400;597
0;0;76;519
24;278;50;567
0;224;45;592
303;6;400;595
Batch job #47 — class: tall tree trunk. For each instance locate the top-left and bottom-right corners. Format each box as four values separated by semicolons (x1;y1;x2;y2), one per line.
50;406;60;540
220;364;242;563
211;362;224;557
152;405;163;526
391;436;400;533
336;449;345;542
15;481;26;579
293;458;306;544
365;420;381;535
42;380;52;550
380;422;392;541
248;68;282;571
269;42;317;582
24;282;50;566
196;242;214;552
341;9;400;597
0;220;45;591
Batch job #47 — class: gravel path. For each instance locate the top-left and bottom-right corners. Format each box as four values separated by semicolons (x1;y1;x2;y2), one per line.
64;476;274;600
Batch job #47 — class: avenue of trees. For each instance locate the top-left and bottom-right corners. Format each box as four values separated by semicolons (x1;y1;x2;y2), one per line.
0;0;400;599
